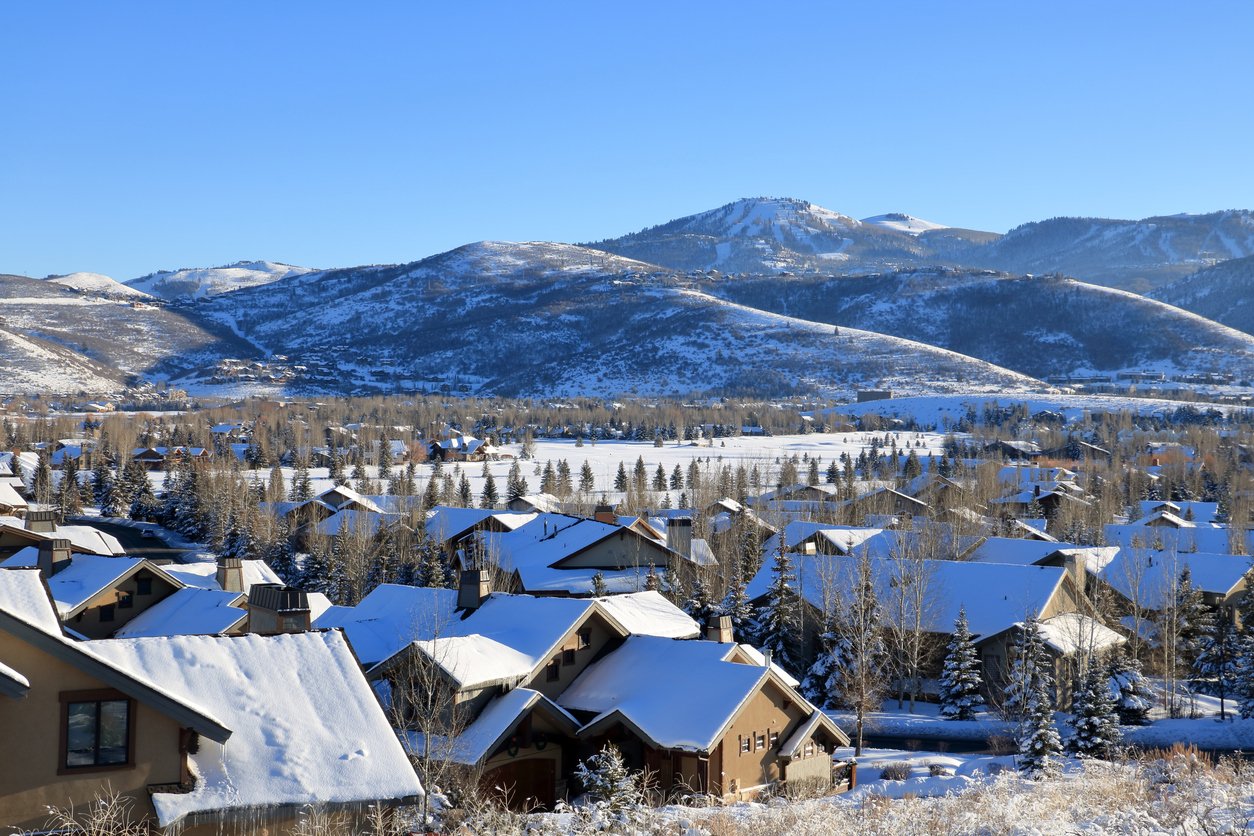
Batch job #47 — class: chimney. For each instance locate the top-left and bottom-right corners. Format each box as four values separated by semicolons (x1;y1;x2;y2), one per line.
37;538;72;577
594;504;616;525
216;557;244;593
246;583;311;635
457;568;491;611
666;517;693;559
705;614;733;644
25;509;58;534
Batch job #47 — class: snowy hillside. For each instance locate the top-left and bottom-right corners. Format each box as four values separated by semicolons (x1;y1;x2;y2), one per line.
708;268;1254;382
861;213;948;235
0;325;124;394
46;272;152;300
588;197;953;274
185;241;1045;398
0;273;258;390
957;210;1254;291
1150;254;1254;337
126;260;316;300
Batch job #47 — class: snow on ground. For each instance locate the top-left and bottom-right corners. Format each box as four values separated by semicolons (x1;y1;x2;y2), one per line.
835;393;1251;429
46;272;152;299
861;213;950;236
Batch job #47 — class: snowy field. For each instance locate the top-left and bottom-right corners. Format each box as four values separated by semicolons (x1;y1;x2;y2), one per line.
836;393;1253;429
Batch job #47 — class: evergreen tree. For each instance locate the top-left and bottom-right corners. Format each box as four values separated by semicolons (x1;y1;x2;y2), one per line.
377;438;393;481
290;458;313;502
670;464;684;492
580;461;596;494
591;571;608;597
421;473;440;510
57;454;84;517
265;531;300;586
298;544;331;594
683;573;719;627
1004;616;1054;724
902;449;923;480
614;462;628;492
574;744;641;817
351;456;369;494
1194;613;1239;718
90;457;112;505
652;464;667;492
1105;653;1154;725
718;560;753;637
457;472;473;507
939;607;985;720
749;543;801;671
541;460;557;494
556;459;573;498
31;448;53;504
1066;657;1122;759
1018;675;1063;778
267;463;285;503
480;472;499;509
801;613;845;708
329;448;346;484
507;461;528;502
1176;566;1215;670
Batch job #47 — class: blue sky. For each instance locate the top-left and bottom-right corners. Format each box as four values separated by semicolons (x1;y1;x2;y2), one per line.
2;1;1251;279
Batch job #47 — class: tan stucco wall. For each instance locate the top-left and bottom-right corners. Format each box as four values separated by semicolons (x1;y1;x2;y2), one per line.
524;613;620;700
716;680;809;797
551;533;671;570
0;631;185;832
70;569;180;639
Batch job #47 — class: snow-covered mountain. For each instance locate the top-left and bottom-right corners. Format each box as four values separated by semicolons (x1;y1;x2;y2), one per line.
46;272;152;300
0;273;258;393
956;211;1254;291
861;213;949;236
707;268;1254;382
183;241;1044;398
126;260;316;301
1150;255;1254;337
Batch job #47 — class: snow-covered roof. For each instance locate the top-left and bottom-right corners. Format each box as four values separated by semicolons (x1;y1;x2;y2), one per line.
747;552;1068;641
1097;549;1251;610
0;552;181;618
315;485;386;514
761;522;885;557
0;519;125;556
163;559;282;592
111;588;247;638
424;506;536;543
0;482;27;508
408;634;535;690
415;687;579;766
1032;612;1126;656
1104;524;1252;555
1137;500;1219;525
593;590;701;639
441;594;596;668
90;631;423;827
315;509;404;538
312;584;458;667
559;635;810;752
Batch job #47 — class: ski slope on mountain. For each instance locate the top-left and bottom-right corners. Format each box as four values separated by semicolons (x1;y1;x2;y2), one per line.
126;260;316;300
47;272;152;300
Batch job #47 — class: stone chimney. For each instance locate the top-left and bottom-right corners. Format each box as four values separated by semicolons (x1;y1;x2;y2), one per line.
216;557;244;593
666;517;693;559
457;568;491;611
594;504;617;525
36;538;72;577
246;584;311;635
705;614;733;644
25;509;58;534
1061;550;1087;593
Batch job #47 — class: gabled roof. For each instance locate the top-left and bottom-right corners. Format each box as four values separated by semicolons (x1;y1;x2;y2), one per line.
90;631;422;827
1104;524;1252;555
778;709;848;759
411;687;580;767
440;594;600;669
163;558;281;592
0;567;230;742
0;519;125;556
406;635;535;690
0;552;184;619
593;591;700;639
746;552;1068;641
112;588;247;638
312;584;459;667
1097;549;1251;610
315;509;405;538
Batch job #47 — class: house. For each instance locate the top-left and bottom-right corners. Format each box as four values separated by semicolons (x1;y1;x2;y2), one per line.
0;481;28;517
130;447;212;471
428;433;494;462
0;511;127;559
974;612;1126;707
983;440;1043;461
374;580;848;809
0;566;424;834
1096;549;1251;613
1;542;184;639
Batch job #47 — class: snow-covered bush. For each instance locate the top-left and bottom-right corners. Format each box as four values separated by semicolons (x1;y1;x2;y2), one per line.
574;743;643;817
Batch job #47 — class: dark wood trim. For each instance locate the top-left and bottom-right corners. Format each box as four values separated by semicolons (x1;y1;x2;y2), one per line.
57;688;137;775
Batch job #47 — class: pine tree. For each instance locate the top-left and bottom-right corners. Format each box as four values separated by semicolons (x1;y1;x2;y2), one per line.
1004;616;1054;724
57;454;84;517
377;438;393;482
683;573;719;627
939;607;985;720
670;464;684;492
574;744;641;817
1105;653;1154;725
298;544;331;595
613;462;628;492
1066;657;1122;759
1194;613;1239;718
1018;675;1063;778
480;472;499;509
556;459;573;498
266;532;300;586
652;464;667;492
718;561;753;637
291;458;313;502
579;461;596;494
801;614;845;708
31;448;53;504
507;461;528;502
591;571;607;597
541;460;556;495
457;472;473;507
749;543;801;672
1176;566;1215;671
329;448;346;485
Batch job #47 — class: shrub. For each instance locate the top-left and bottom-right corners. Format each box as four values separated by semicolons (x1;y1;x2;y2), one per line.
879;762;913;781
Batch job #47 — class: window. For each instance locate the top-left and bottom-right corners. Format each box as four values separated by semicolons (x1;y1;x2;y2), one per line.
118;591;134;610
740;736;751;754
577;628;591;649
99;604;115;623
545;660;561;682
136;577;153;596
803;743;815;758
61;691;132;772
755;733;766;751
562;649;575;666
769;731;779;749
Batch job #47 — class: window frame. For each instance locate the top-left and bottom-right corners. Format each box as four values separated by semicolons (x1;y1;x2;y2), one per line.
577;628;592;649
136;576;154;596
545;660;561;682
562;648;576;666
58;689;136;775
